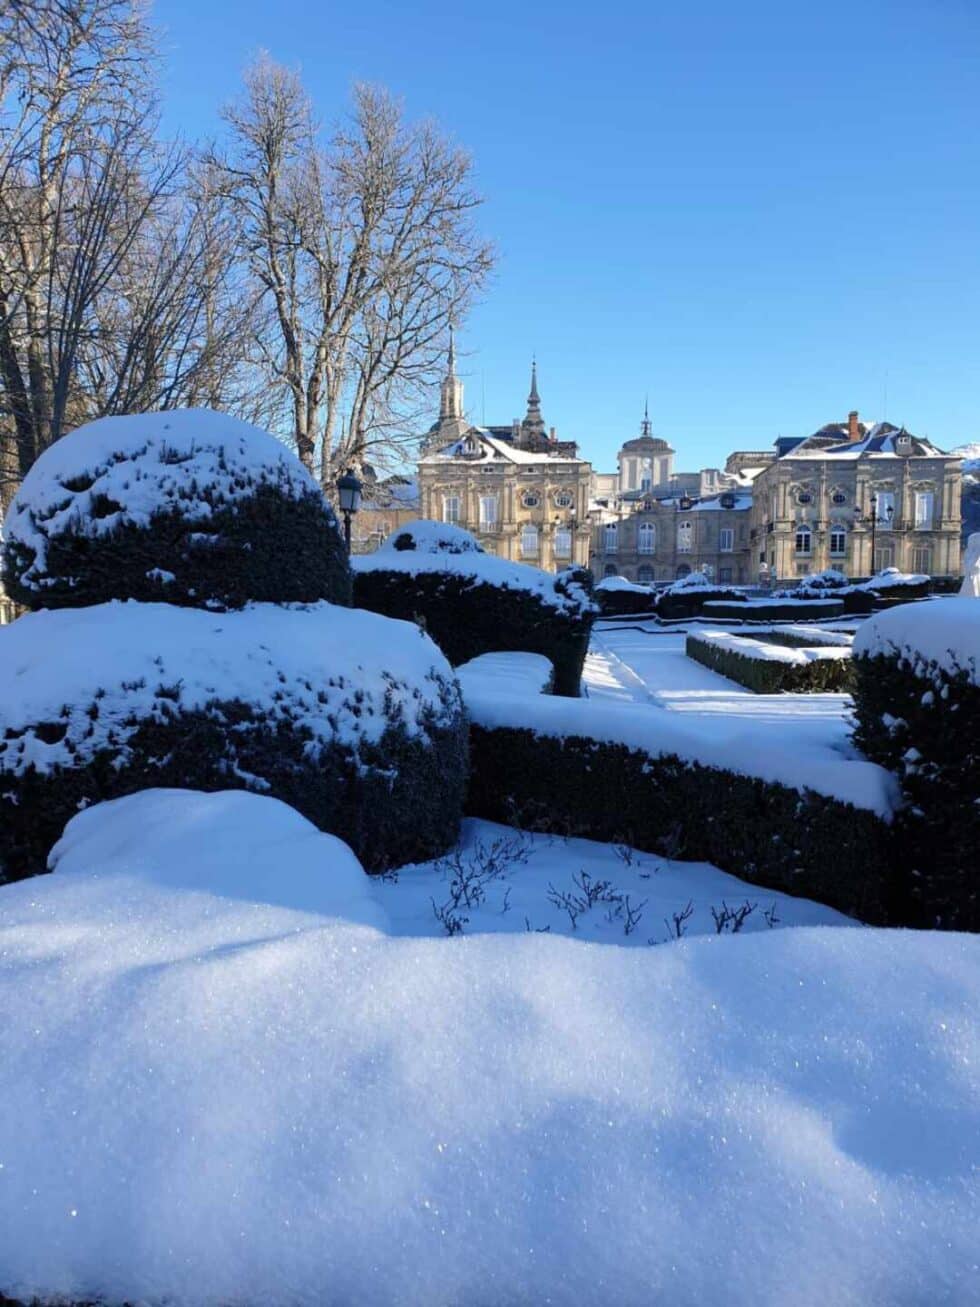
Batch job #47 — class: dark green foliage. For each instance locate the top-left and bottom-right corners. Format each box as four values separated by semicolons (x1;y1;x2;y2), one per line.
842;590;875;615
685;634;854;693
595;586;658;617
869;579;931;601
0;688;467;882
468;724;896;924
657;588;746;620
703;599;845;622
3;482;351;611
852;649;979;930
353;569;595;697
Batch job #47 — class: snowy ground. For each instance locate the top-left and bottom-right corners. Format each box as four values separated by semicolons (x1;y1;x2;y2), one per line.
1;790;978;1307
585;622;858;755
383;817;849;944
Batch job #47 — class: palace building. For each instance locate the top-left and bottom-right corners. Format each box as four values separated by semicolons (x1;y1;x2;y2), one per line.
416;335;593;571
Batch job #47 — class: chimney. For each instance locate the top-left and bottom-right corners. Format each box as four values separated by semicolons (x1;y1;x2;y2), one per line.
847;410;861;443
550;426;557;442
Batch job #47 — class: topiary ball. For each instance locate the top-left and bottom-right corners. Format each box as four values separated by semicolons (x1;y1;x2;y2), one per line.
2;409;350;610
0;600;467;880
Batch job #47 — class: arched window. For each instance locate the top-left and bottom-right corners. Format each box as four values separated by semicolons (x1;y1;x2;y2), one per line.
676;520;693;553
829;524;847;556
520;523;539;558
637;564;654;584
604;523;618;553
638;522;656;555
604;564;619;577
795;523;812;555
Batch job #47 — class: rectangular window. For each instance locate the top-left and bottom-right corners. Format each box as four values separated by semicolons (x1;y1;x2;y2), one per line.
912;546;932;574
677;521;693;553
875;491;895;529
874;543;895;571
443;495;460;525
604;524;618;553
554;527;572;558
914;491;934;530
478;495;498;529
719;567;733;583
829;527;847;556
719;528;734;553
521;525;539;558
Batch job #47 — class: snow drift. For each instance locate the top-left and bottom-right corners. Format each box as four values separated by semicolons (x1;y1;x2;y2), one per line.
0;794;977;1305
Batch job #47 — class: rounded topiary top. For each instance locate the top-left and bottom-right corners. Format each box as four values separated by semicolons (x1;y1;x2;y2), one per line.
387;520;485;555
2;409;351;610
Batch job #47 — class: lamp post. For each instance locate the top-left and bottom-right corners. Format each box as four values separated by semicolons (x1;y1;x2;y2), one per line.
854;494;893;577
336;468;363;552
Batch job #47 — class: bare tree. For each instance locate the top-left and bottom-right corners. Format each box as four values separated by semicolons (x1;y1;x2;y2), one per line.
212;59;493;486
0;1;257;509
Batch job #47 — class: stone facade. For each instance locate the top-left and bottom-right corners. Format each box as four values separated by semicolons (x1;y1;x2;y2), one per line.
416;340;592;570
590;493;753;584
748;413;962;583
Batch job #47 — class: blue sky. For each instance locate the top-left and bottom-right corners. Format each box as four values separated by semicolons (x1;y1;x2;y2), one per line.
155;0;980;471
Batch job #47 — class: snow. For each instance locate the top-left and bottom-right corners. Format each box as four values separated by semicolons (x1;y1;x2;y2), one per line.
583;626;891;813
950;441;980;473
377;519;484;554
353;522;594;616
689;630;851;665
4;409;331;591
666;570;713;591
594;575;653;593
1;794;978;1305
852;597;980;684
456;651;554;699
0;600;460;777
861;567;930;591
51;788;385;928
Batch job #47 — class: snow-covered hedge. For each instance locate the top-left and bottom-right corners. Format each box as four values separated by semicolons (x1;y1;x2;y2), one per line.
686;630;853;693
0;601;467;880
594;576;658;617
704;598;845;623
353;523;596;696
656;574;746;620
852;599;980;930
464;692;897;924
1;410;351;611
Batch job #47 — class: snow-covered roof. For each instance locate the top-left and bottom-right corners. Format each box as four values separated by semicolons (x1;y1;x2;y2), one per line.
782;423;948;461
420;428;585;467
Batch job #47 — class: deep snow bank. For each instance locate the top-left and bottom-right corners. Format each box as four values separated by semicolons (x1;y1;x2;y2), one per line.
0;838;977;1305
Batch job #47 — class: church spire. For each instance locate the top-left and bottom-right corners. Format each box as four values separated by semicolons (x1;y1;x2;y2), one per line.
439;326;464;422
522;356;546;441
641;396;652;437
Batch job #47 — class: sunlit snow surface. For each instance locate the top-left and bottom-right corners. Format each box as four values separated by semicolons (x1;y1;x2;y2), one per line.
1;790;979;1305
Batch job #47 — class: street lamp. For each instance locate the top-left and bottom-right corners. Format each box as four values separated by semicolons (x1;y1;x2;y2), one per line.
854;494;893;576
336;468;363;552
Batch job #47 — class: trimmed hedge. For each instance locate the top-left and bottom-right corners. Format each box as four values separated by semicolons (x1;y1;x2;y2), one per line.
3;484;351;611
0;601;467;881
0;693;466;882
353;568;595;697
2;410;351;610
852;649;979;931
686;633;854;693
657;588;746;620
704;599;845;623
467;724;896;924
595;586;659;617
